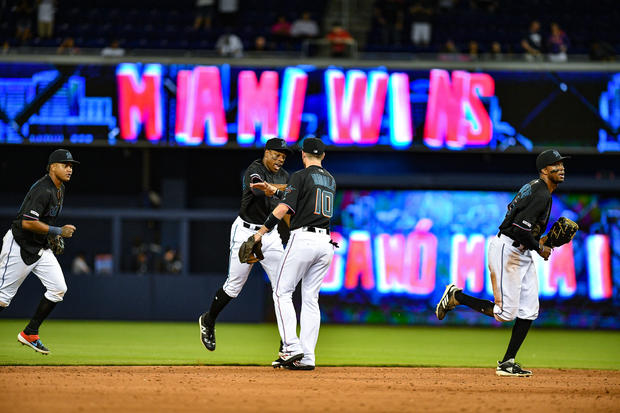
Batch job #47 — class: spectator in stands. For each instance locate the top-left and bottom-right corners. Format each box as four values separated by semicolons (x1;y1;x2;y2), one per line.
547;22;568;62
1;41;10;55
215;29;243;58
36;0;54;39
13;0;34;45
488;40;503;60
290;11;319;40
193;0;214;30
56;37;79;54
101;39;125;57
326;22;355;58
409;0;433;47
218;0;239;27
72;252;91;275
468;40;480;61
271;15;291;49
521;20;543;61
589;40;616;61
162;248;182;274
439;39;461;61
252;35;270;52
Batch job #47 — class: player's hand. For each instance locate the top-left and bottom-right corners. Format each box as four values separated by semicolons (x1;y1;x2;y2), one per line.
538;242;552;260
253;233;263;242
61;224;76;238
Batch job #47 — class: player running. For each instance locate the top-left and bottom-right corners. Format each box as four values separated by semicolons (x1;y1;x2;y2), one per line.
0;149;79;354
250;137;337;370
198;138;292;351
435;149;569;377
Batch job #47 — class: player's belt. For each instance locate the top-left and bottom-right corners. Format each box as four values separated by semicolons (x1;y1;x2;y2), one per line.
497;233;526;250
302;226;330;235
242;221;262;231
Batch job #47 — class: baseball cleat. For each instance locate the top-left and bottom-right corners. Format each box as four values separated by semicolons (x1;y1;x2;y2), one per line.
198;312;216;351
272;341;285;368
496;359;533;377
435;284;461;320
272;355;283;369
17;331;50;355
284;361;315;371
278;351;304;367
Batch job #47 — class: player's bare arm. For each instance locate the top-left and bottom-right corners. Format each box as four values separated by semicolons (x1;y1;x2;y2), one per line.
21;220;76;238
250;182;288;197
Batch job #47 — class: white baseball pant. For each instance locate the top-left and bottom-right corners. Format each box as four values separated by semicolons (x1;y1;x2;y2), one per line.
223;216;285;298
487;234;539;322
0;229;67;307
273;228;335;366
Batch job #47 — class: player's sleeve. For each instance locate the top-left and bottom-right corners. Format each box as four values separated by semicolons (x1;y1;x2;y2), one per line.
243;164;266;196
19;189;49;222
510;189;548;250
280;172;302;213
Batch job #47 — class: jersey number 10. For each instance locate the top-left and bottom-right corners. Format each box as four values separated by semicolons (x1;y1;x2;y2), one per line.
313;188;334;218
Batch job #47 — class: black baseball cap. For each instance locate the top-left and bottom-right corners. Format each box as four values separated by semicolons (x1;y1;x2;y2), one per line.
265;138;292;154
48;149;80;165
302;137;325;156
536;149;569;171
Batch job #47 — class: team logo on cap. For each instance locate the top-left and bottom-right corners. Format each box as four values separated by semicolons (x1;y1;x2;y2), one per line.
552;150;560;157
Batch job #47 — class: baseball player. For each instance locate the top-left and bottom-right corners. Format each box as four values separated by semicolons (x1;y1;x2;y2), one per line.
0;149;79;354
436;149;569;377
250;137;336;370
198;138;291;351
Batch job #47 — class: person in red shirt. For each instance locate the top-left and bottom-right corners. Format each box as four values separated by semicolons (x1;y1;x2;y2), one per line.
326;22;354;57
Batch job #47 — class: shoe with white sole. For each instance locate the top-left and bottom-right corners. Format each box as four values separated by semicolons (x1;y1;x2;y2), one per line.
435;284;461;320
17;331;50;355
496;359;533;377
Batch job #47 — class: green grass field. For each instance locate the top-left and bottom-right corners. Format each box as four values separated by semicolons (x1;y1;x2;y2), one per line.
1;319;618;369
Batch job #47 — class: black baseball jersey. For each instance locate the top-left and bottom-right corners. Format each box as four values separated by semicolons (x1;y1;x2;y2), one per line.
239;159;289;224
11;175;65;264
281;165;336;231
498;178;552;250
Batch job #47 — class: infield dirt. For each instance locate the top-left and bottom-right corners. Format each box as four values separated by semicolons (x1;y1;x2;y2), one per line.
0;366;618;412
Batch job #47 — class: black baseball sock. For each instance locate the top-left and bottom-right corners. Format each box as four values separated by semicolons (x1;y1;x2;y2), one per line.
0;306;5;313
204;287;232;326
454;291;495;317
23;297;57;336
501;318;533;362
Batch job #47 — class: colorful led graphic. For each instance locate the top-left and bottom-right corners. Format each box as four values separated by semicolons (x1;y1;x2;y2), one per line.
175;66;228;145
116;63;163;141
587;234;613;300
424;69;495;149
450;234;486;293
388;72;413;148
279;68;308;143
321;190;617;307
237;70;279;144
325;69;389;145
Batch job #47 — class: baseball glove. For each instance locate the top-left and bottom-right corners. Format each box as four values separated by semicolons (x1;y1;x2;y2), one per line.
238;235;264;264
47;235;65;255
542;217;579;248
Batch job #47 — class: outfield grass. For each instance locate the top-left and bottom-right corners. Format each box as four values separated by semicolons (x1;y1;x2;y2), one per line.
0;319;618;369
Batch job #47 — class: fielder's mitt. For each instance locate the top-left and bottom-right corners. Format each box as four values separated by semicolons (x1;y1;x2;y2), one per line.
47;235;65;255
238;235;264;264
542;217;579;248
